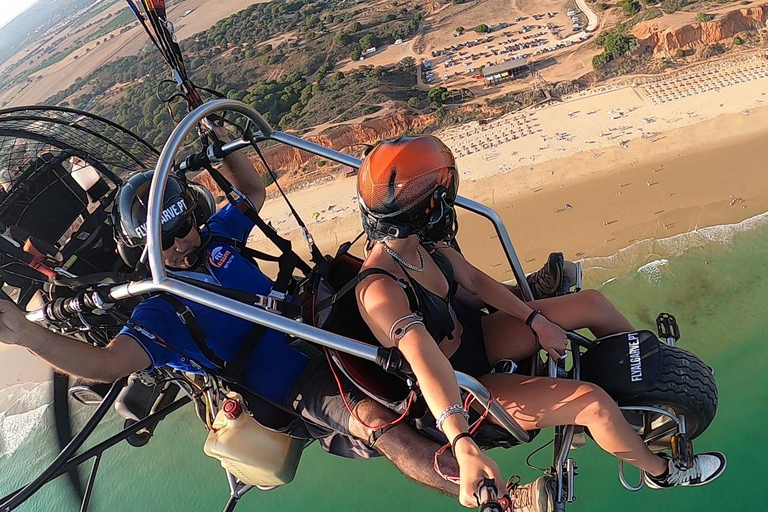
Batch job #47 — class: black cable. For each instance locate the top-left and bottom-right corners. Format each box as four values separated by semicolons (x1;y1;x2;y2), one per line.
525;439;554;472
251;142;323;263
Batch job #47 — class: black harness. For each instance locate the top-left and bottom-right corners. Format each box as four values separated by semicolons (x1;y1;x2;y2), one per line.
155;227;313;383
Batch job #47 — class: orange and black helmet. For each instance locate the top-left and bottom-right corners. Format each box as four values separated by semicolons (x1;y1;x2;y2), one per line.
357;135;459;241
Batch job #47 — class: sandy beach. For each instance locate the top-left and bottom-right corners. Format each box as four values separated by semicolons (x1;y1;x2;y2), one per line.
255;51;768;283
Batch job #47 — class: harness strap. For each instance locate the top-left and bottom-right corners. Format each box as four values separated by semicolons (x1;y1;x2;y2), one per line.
226;322;268;383
368;422;399;448
156;293;276;383
314;267;419;314
208;236;281;263
170;273;303;320
158;293;229;370
201;162;311;295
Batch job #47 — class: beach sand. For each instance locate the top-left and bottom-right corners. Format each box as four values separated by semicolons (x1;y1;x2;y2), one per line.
254;52;768;284
0;346;52;389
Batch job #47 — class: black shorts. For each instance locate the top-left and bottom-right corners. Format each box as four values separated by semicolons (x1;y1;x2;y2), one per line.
449;300;492;378
287;357;380;459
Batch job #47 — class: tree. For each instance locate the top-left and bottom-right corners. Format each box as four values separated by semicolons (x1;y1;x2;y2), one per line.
474;24;490;33
428;86;450;104
733;36;743;45
675;48;685;58
408;97;421;108
359;34;378;50
455;26;465;34
617;0;640;16
397;56;415;71
350;46;363;60
346;21;362;34
696;13;714;22
592;52;610;68
597;32;633;59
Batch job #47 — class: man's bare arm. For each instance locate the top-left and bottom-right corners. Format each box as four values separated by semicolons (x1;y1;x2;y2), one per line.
0;300;150;382
213;125;266;212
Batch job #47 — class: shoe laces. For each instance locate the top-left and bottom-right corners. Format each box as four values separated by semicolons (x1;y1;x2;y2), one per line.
506;475;534;508
665;459;702;485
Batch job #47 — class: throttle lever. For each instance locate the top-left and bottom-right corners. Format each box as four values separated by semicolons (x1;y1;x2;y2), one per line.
476;478;509;512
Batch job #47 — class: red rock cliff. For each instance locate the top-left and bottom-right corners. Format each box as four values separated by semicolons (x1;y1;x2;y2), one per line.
192;111;436;194
255;112;435;172
633;6;768;56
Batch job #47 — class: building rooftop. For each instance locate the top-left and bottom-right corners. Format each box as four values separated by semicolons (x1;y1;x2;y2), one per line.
482;58;528;77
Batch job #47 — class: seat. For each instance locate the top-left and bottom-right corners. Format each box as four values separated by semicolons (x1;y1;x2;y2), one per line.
312;247;535;449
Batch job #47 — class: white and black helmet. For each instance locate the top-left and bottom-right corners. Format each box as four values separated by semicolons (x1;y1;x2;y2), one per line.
113;170;214;266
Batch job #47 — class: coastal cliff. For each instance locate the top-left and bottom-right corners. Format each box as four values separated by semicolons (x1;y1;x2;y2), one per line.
633;6;768;56
193;111;436;194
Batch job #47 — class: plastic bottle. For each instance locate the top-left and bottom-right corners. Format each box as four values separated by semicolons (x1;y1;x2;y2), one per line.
203;393;303;487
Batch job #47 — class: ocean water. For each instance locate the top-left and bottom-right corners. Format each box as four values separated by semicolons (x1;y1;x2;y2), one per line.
1;215;767;512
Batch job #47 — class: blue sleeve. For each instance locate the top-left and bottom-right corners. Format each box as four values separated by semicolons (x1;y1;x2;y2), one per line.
118;302;179;370
206;202;255;244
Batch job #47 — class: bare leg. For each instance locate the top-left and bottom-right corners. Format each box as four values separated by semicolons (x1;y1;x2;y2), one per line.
482;289;635;364
479;374;667;477
348;399;459;495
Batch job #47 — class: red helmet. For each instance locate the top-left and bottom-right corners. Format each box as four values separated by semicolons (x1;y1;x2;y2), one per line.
357;135;459;241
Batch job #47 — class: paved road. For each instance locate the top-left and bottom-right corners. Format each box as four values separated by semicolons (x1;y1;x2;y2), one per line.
575;0;599;32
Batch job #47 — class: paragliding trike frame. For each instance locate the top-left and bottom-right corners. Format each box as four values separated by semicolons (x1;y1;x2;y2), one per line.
1;99;697;512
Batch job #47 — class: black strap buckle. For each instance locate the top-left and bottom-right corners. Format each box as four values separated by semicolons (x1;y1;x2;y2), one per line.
176;305;194;325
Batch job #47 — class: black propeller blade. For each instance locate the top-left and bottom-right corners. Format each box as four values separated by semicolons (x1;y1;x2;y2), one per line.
51;371;85;504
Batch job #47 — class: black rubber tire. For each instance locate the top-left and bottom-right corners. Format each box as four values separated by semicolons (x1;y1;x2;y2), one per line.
619;343;718;451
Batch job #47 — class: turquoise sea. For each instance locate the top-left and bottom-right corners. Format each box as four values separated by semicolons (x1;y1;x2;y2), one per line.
1;212;767;512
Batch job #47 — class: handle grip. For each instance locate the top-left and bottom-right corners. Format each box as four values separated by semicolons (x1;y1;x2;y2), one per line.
477;478;506;512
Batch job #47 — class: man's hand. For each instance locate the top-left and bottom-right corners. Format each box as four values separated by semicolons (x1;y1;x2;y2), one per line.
0;299;35;346
454;437;505;508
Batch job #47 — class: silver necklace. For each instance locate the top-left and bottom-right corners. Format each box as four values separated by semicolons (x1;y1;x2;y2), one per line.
384;244;425;272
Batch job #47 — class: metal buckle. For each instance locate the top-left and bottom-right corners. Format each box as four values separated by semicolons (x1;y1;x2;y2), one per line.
176;306;194;324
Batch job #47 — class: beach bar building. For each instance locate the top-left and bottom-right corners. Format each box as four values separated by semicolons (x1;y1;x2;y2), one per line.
482;59;529;86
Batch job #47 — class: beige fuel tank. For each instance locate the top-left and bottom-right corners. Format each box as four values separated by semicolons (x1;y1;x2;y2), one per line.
203;393;303;487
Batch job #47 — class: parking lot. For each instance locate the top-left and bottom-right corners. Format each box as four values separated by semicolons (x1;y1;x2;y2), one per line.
420;10;591;88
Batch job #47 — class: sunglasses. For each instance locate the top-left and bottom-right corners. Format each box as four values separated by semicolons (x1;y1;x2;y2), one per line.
161;215;196;250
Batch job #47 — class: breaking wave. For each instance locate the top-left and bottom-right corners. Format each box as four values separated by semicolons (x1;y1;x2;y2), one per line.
636;259;670;284
580;210;768;286
0;381;52;458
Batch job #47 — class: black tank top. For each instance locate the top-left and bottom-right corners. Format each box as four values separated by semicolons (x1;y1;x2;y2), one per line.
392;246;458;344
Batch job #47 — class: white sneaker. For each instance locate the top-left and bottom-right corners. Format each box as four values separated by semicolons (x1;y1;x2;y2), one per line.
644;452;727;489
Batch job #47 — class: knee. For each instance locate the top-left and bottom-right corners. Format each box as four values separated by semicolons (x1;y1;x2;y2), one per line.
348;399;397;440
579;289;616;313
576;383;618;427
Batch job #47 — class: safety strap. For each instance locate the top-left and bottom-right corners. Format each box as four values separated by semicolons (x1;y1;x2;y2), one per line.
368;422;399;448
157;293;270;383
208;236;280;263
159;293;229;370
199;159;312;298
315;267;419;314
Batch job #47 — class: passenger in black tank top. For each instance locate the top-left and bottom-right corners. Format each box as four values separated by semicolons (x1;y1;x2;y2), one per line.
355;136;725;506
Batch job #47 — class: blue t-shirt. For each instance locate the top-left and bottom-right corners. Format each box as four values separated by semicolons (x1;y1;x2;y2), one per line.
119;204;309;405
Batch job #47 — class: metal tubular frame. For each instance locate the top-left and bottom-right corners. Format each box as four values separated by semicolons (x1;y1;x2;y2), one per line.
139;99;532;442
6;98;548;511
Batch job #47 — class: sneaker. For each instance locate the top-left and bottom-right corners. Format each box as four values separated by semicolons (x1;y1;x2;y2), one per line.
526;253;564;299
506;475;555;512
644;452;727;489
